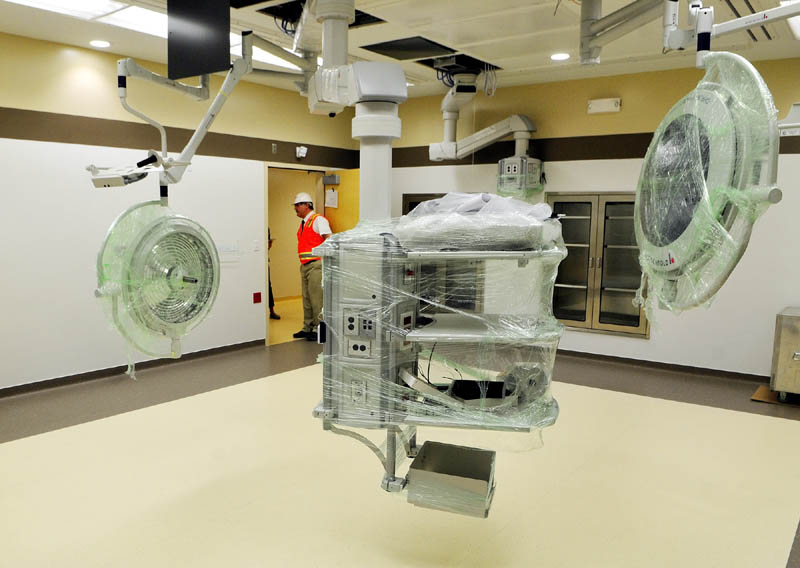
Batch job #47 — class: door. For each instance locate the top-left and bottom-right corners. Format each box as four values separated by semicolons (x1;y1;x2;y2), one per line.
548;195;599;329
591;195;648;334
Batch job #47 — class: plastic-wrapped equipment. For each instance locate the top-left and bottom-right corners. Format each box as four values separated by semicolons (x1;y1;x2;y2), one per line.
634;52;780;313
95;201;220;359
312;193;566;516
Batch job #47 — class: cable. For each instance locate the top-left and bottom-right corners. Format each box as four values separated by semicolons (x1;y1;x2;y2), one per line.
436;69;455;88
427;342;437;384
275;16;297;37
483;64;497;97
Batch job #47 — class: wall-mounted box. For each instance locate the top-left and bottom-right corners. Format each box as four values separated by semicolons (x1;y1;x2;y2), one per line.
587;98;621;114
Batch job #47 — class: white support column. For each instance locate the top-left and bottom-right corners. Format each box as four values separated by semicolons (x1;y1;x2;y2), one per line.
514;132;531;157
581;0;603;64
316;0;355;68
352;102;402;220
443;111;459;143
322;18;349;67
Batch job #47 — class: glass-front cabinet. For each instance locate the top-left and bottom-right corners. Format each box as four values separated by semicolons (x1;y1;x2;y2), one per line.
546;193;648;337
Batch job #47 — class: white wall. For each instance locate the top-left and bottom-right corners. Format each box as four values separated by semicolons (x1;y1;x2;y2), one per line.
391;164;497;217
0;138;266;388
392;155;800;376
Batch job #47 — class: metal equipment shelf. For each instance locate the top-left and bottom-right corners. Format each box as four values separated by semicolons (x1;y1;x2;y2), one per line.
404;249;564;261
406;313;562;343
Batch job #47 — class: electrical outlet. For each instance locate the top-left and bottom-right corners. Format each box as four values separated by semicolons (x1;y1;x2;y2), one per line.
344;311;359;335
359;316;375;338
347;339;372;358
351;379;366;403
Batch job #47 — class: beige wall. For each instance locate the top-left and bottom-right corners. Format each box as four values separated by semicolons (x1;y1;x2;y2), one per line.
267;167;323;299
0;32;356;150
398;58;800;147
324;169;360;233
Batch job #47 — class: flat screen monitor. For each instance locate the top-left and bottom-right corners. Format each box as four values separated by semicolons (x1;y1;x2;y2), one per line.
168;0;231;80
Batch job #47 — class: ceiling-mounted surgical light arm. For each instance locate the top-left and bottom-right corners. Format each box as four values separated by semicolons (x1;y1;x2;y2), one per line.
662;0;800;66
251;34;316;73
580;0;663;64
88;32;254;192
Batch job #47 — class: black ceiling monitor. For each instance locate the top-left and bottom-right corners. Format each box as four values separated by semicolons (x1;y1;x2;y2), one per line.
168;0;231;80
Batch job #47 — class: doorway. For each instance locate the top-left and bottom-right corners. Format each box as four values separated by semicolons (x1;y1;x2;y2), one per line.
267;167;324;345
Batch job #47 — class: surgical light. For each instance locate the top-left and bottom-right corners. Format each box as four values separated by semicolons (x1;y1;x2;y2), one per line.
97;6;168;39
550;53;570;61
3;0;125;19
90;39;111;48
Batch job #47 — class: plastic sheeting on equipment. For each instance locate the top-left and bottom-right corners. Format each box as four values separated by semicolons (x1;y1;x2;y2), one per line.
634;52;780;315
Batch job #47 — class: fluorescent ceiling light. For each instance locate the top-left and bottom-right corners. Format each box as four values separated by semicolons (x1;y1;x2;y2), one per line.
3;0;126;19
230;33;302;71
98;6;168;38
550;53;570;61
780;1;800;40
90;39;111;48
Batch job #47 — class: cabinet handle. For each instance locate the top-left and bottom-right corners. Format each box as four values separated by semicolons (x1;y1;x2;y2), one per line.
588;257;594;268
793;352;800;361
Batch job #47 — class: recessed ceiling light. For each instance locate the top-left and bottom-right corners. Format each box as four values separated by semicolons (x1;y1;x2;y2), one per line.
97;6;168;39
3;0;126;19
550;53;570;61
780;1;800;40
90;39;111;48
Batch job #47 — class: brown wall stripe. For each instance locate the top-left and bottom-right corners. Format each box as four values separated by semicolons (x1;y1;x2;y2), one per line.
0;107;359;169
2;107;798;169
394;132;800;167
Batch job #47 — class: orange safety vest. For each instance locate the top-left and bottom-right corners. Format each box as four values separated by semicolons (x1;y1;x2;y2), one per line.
297;213;326;264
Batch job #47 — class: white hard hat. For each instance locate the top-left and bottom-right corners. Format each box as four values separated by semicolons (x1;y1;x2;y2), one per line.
293;192;313;205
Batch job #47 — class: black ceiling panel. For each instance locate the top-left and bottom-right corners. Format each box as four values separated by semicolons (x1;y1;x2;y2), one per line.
257;1;305;20
231;0;274;7
417;54;501;74
352;10;385;28
361;36;455;60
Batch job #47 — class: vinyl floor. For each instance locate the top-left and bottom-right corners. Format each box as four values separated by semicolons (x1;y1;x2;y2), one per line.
2;346;800;567
2;364;800;567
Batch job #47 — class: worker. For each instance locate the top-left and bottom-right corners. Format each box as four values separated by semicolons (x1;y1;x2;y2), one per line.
292;192;331;341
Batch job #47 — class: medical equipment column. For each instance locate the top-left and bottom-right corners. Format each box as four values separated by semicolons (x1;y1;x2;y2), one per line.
353;101;402;220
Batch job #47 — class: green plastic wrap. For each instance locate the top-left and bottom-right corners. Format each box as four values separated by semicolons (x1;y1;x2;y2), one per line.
634;52;780;314
96;201;220;360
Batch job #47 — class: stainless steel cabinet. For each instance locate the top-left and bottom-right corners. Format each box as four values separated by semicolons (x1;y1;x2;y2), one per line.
770;307;800;400
546;192;648;337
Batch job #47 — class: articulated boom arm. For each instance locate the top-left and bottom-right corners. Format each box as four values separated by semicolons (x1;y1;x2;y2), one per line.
430;115;536;162
88;33;255;192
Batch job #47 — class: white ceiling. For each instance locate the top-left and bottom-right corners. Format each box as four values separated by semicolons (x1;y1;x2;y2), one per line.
0;0;797;97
